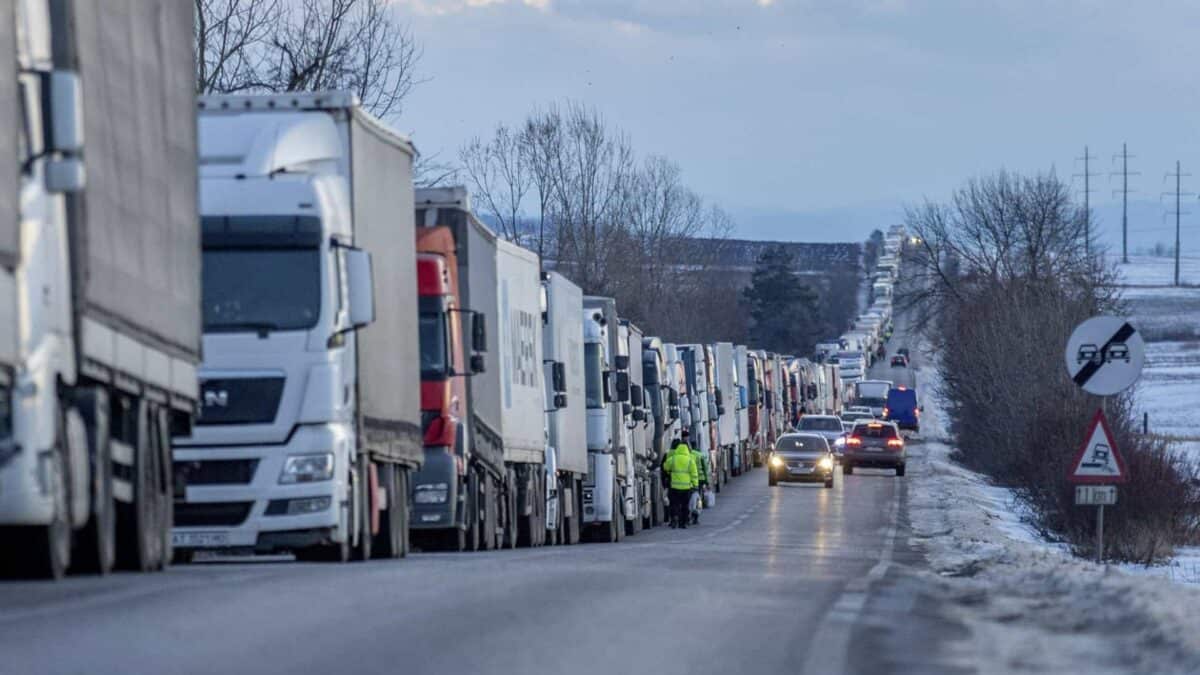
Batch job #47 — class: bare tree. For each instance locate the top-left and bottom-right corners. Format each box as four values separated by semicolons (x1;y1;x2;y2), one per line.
195;0;422;120
459;124;531;245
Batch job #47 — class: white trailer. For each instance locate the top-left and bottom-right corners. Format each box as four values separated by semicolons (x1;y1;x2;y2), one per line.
713;343;739;477
734;345;751;474
542;272;586;545
0;0;199;578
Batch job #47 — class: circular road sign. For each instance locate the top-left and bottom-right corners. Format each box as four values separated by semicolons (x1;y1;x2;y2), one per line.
1064;316;1144;396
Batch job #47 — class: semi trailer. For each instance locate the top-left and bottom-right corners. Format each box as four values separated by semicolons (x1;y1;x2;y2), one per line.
0;0;199;578
542;271;587;545
176;92;422;562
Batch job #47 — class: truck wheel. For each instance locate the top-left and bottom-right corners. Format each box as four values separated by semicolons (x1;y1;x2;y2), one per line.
565;478;581;545
72;389;115;575
612;480;624;543
480;474;496;551
13;433;72;579
373;464;404;559
466;471;481;552
353;456;373;561
117;400;167;572
896;464;906;477
505;471;519;549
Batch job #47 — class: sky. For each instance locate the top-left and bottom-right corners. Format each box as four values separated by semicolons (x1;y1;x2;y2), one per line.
395;0;1200;250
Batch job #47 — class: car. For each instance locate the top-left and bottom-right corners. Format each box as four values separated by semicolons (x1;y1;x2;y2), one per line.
842;420;906;476
768;433;835;488
891;355;908;367
896;347;910;358
846;405;872;414
839;411;875;432
796;414;850;456
882;386;920;432
1077;343;1099;365
1107;343;1130;363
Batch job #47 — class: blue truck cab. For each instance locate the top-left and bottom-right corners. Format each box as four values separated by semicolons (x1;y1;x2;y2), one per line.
883;387;920;431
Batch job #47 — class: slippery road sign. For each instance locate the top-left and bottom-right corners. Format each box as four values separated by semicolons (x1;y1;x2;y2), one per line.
1068;410;1128;484
1064;316;1144;396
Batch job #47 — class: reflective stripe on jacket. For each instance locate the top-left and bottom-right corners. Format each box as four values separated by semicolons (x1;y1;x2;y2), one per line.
663;444;698;490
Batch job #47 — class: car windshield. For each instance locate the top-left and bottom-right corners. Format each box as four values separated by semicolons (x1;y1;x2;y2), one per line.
799;417;843;432
776;435;827;453
202;248;321;332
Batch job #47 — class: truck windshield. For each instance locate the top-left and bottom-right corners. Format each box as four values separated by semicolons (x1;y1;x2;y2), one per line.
419;313;448;378
202;248;321;333
585;343;603;409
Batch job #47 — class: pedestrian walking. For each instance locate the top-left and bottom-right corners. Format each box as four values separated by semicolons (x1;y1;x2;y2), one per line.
689;441;710;525
663;430;699;528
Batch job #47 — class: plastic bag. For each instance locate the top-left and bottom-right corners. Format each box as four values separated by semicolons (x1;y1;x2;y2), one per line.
704;487;716;509
688;491;700;514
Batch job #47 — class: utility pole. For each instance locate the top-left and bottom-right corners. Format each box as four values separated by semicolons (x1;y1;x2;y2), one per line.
1075;146;1100;256
1110;144;1139;264
1162;161;1192;287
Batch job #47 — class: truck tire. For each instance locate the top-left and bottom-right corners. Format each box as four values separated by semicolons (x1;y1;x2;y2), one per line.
72;388;115;575
354;456;373;561
465;470;481;552
896;464;906;477
612;480;624;543
9;426;72;579
504;470;519;549
373;464;404;559
480;474;496;551
117;400;168;572
565;478;581;545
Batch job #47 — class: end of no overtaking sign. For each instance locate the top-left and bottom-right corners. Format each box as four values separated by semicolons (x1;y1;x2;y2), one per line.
1064;316;1145;396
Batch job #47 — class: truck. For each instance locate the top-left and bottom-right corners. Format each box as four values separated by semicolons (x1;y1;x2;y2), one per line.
747;351;766;465
176;92;421;563
582;296;630;542
679;345;714;484
620;319;650;536
0;0;199;579
734;345;751;474
713;343;740;478
542;271;586;545
411;187;550;550
854;380;893;418
642;337;673;528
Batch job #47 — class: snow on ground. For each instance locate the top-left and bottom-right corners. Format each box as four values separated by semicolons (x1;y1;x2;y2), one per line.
906;362;1200;674
1116;254;1200;287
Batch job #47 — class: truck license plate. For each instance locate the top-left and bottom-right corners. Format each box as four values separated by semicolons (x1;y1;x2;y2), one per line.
172;531;229;547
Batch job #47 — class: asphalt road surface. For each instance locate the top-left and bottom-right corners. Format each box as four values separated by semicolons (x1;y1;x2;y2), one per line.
0;304;970;675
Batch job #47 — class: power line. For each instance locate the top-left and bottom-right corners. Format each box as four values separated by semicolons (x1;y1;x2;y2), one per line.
1074;145;1100;256
1162;160;1193;287
1110;143;1139;264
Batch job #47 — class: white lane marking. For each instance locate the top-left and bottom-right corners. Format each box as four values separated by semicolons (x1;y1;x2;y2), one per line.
800;481;901;675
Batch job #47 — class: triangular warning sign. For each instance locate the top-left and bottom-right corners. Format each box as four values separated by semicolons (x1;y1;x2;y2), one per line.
1068;409;1128;484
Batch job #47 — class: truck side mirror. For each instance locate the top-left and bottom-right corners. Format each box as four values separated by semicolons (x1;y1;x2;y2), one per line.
470;354;486;374
43;71;84;154
615;372;630;402
614;354;630;371
471;312;487;353
344;248;375;328
630;384;644;407
632;408;646;422
554;393;567;409
552;362;567;394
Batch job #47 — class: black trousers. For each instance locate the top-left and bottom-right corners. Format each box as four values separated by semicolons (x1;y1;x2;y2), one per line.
668;488;691;526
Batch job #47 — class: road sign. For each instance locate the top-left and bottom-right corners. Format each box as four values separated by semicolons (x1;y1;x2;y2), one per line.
1064;316;1144;396
1075;485;1117;506
1068;409;1128;484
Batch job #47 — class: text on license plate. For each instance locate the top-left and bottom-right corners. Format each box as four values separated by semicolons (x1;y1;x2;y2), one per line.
172;531;229;547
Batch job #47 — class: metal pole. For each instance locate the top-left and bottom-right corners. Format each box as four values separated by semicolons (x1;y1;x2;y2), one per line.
1143;411;1149;434
1176;161;1182;287
1122;143;1129;264
1097;504;1105;564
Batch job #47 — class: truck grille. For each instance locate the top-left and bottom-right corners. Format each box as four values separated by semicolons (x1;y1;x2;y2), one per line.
196;377;285;425
174;501;254;527
174;459;258;486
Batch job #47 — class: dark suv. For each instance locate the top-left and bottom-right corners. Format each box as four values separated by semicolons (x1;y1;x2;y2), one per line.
842;421;906;477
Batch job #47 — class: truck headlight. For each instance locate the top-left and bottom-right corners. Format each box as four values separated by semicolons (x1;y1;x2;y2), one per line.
279;453;335;484
414;482;449;504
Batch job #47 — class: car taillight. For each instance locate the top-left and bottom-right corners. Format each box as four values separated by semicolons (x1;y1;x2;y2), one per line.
887;438;904;449
846;437;862;447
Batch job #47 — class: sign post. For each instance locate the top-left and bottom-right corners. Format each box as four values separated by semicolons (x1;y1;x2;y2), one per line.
1064;317;1142;563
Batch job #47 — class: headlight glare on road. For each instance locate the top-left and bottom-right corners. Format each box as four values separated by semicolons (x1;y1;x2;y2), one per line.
414;482;449;504
769;455;784;468
279;452;335;484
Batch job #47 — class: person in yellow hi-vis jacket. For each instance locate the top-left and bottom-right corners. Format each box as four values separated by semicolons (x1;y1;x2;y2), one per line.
662;429;699;529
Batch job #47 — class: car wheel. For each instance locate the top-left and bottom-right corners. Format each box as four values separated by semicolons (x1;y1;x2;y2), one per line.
896;464;906;477
843;464;854;475
768;471;777;487
824;478;834;489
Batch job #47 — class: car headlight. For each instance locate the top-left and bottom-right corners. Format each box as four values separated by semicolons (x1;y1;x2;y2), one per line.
818;456;834;471
279;453;334;484
834;436;846;447
414;482;449;504
769;455;784;468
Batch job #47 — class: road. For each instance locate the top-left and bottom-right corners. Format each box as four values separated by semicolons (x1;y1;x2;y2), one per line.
0;306;974;675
